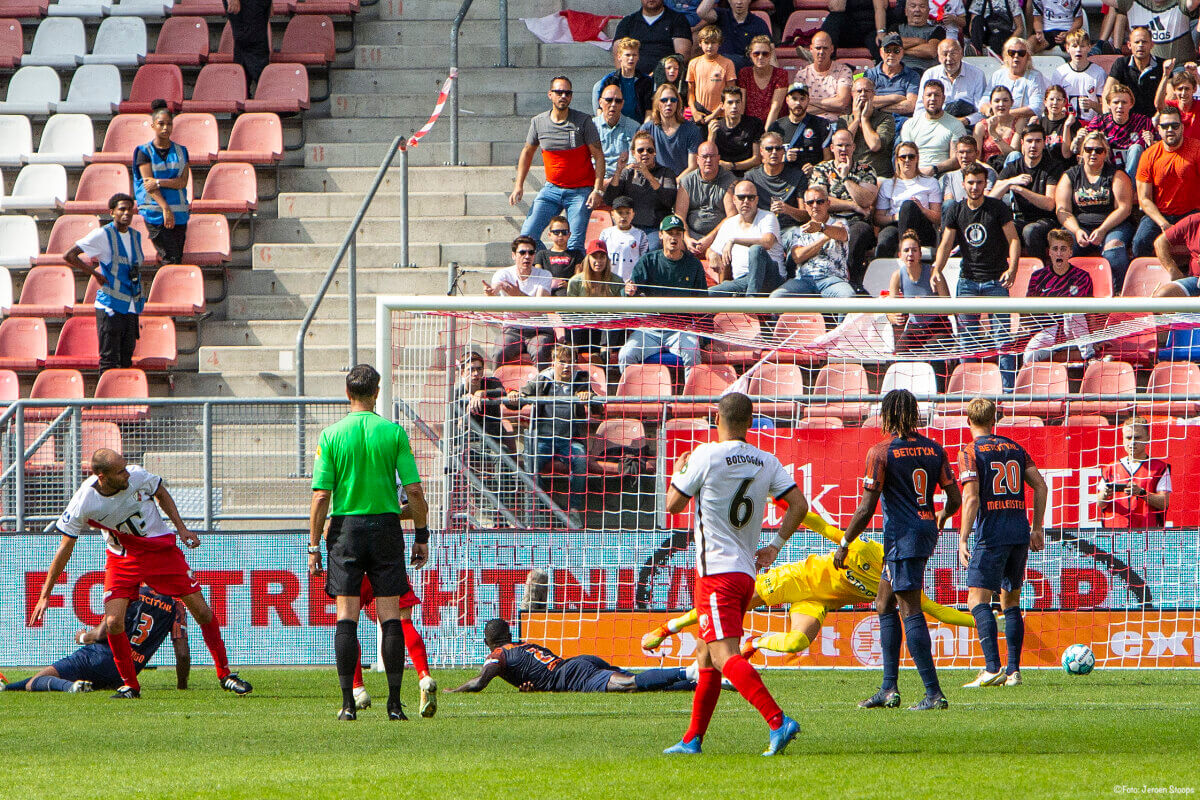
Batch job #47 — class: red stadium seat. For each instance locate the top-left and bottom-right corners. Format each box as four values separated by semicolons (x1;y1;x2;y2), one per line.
132;315;176;369
170;0;224;14
181;214;231;264
243;63;310;113
118;64;184;113
936;362;1002;416
0;369;18;402
21;422;59;473
1070;360;1135;417
587;418;646;476
1007;256;1042;298
145;265;205;315
217;112;283;163
782;10;826;42
45;315;99;369
0;0;47;17
926;415;970;431
209;20;272;63
1004;363;1068;420
672;363;736;418
274;14;334;64
181;63;247;114
662;418;710;434
145;17;208;65
60;164;130;214
606;364;672;420
771;313;827;366
1121;257;1170;297
28;368;84;420
1143;362;1200;419
294;0;359;14
493;364;536;392
995;415;1045;427
748;361;805;420
580;363;607;396
92;115;152;164
85;367;149;420
795;416;844;429
12;265;74;317
1094;313;1157;365
1067;256;1114;298
584;210;610;243
34;214;100;265
129;216;161;265
270;0;296;13
171;113;219;165
0;317;47;369
805;362;869;423
0;18;21;68
73;275;101;314
706;313;762;366
191;162;258;213
1061;414;1110;426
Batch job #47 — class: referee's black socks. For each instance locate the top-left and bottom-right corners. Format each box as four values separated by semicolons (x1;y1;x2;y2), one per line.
381;618;407;708
335;619;359;709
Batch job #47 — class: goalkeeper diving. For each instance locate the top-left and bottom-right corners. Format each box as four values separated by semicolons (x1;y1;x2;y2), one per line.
642;511;976;658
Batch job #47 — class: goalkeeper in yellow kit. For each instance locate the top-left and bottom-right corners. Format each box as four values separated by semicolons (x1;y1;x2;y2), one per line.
642;511;975;658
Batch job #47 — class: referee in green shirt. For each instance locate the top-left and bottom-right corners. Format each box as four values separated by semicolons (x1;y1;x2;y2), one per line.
308;364;429;721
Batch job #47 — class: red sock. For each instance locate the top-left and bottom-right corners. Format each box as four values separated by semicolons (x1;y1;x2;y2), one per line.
107;632;140;691
683;667;722;743
200;621;231;680
722;654;783;730
402;619;431;679
353;642;364;689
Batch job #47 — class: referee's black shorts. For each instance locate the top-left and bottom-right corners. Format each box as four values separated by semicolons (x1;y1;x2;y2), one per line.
325;513;411;598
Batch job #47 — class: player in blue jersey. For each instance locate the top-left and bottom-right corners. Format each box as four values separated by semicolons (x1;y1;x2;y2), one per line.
835;389;961;711
447;619;698;694
957;397;1048;688
1;587;189;694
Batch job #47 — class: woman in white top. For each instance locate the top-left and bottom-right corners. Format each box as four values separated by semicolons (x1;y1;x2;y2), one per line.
980;37;1048;121
874;141;942;256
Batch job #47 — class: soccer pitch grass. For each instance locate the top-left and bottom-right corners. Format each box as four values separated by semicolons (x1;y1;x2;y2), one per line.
1;668;1197;800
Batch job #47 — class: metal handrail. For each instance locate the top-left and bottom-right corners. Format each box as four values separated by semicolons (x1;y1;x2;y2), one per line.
450;0;511;166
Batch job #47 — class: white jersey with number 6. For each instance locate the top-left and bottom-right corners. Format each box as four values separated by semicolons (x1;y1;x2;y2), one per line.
671;440;797;578
55;465;172;556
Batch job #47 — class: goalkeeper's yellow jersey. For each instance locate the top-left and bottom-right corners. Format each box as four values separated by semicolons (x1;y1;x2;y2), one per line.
755;537;883;610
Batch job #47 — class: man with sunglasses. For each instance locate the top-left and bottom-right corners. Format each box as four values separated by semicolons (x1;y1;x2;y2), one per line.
744;131;809;233
512;76;606;254
485;237;555;369
594;84;640;185
1132;106;1200;258
864;33;922;129
706;180;786;296
770;186;854;299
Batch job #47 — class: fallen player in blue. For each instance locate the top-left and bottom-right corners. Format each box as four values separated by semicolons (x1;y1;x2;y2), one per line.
447;618;697;694
2;586;189;694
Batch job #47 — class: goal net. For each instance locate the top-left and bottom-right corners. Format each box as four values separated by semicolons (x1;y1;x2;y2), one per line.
378;295;1200;670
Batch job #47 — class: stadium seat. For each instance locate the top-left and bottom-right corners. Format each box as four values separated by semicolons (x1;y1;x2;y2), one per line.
0;368;18;402
274;14;334;64
243;63;311;113
863;258;897;297
964;55;1002;74
1158;326;1200;362
181;63;247;114
129;215;161;265
46;0;110;17
1006;257;1042;298
0;215;38;266
936;362;1002;416
21;422;60;472
926;415;970;431
54;63;122;115
22;112;94;166
34;213;100;265
45;314;99;368
1060;414;1110;426
580;363;607;396
0;65;60;115
782;10;826;42
672;363;737;418
118;64;184;114
1122;257;1170;297
181;214;231;264
21;17;84;67
1004;363;1068;419
606;364;672;419
795;416;844;429
0;163;67;210
1091;54;1119;73
132;315;176;369
79;421;123;469
61;163;130;213
72;274;100;314
748;361;805;421
493;364;536;392
169;0;224;14
707;313;762;365
587;418;646;476
12;265;74;317
92;114;151;164
1095;313;1157;365
146;16;208;65
995;415;1044;427
1067;256;1114;298
771;313;827;366
805;362;870;423
878;362;938;420
171;112;219;165
1144;362;1200;418
85;367;149;420
217;112;283;163
145;265;205;315
0;317;47;368
0;114;33;166
583;209;609;242
81;16;146;66
209;20;271;63
1031;54;1064;75
662;418;711;434
0;0;48;16
192;162;258;213
108;0;170;15
294;0;356;14
1070;360;1135;417
0;269;12;315
28;367;84;420
0;18;21;68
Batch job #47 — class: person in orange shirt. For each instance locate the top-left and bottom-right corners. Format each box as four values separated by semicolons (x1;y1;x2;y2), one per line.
687;24;736;125
1132;104;1200;258
1097;417;1172;529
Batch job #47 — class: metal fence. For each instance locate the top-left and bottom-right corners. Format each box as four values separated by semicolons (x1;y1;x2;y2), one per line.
0;397;346;532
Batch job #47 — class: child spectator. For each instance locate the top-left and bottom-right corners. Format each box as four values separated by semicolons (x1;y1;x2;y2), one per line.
1052;30;1106;123
1023;227;1094;362
598;196;649;281
687;25;736;125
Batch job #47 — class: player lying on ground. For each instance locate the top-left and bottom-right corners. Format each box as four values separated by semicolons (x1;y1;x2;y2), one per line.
28;449;250;699
642;511;976;658
447;618;699;694
3;587;189;694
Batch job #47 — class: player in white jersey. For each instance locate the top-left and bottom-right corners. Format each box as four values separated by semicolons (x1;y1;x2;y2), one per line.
28;449;251;699
662;392;808;757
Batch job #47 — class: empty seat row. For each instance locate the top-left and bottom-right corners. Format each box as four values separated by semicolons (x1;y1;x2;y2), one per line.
0;263;205;315
0;314;174;369
3;366;149;422
90;112;281;163
11;418;124;474
0;62;309;115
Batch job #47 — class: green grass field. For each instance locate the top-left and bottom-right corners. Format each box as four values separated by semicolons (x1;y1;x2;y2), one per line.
1;667;1197;800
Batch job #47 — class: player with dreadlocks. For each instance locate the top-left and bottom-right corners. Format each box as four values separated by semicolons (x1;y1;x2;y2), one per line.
835;389;961;710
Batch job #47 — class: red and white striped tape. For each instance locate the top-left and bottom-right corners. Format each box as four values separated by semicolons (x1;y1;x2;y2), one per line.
407;68;458;149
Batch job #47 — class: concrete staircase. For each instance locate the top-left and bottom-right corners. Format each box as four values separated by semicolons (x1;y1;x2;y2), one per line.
191;0;631;398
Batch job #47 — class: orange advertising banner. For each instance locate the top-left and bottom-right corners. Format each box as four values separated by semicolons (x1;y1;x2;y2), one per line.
522;611;1200;669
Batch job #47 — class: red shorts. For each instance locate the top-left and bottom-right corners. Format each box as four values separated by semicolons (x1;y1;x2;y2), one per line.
695;571;756;643
104;538;200;603
360;576;420;610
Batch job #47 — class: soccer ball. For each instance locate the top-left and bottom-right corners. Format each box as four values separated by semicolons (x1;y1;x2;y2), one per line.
1061;644;1095;675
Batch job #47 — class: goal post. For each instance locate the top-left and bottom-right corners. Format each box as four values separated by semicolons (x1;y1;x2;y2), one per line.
377;294;1200;669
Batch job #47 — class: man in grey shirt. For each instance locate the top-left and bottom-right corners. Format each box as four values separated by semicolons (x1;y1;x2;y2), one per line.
676;140;736;257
